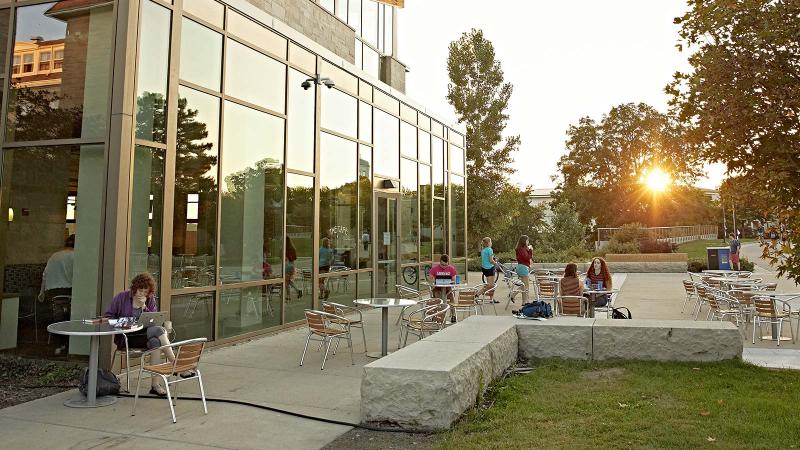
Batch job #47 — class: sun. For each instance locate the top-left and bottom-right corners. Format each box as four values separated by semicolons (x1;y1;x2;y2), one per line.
643;168;671;192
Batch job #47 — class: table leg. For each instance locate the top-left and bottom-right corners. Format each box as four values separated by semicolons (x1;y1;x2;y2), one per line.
63;335;118;408
381;308;389;357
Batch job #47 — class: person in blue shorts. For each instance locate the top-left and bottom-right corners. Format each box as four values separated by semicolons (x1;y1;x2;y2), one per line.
480;237;498;303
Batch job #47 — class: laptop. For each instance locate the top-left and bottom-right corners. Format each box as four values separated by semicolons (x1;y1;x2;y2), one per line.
434;275;454;287
138;311;168;328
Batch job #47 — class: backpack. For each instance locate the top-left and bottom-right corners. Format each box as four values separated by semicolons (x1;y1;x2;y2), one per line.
520;301;553;318
611;307;632;319
79;368;120;397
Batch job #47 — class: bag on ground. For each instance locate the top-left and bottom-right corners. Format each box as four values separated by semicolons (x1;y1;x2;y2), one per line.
611;307;632;319
79;368;121;396
520;301;553;318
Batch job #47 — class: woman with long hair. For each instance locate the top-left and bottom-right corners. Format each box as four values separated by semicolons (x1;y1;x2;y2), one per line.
480;237;498;302
285;236;302;299
585;257;612;306
559;262;583;297
515;235;533;302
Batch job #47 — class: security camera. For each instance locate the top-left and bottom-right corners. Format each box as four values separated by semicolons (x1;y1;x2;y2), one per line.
301;79;313;90
320;77;335;89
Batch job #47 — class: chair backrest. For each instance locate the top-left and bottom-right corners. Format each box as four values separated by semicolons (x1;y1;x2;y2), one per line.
558;296;584;317
763;282;778;291
736;272;752;278
454;289;477;306
538;280;558;298
753;296;776;316
321;302;340;315
304;310;328;333
425;304;450;324
682;280;695;296
172;338;207;372
728;289;754;306
396;285;421;300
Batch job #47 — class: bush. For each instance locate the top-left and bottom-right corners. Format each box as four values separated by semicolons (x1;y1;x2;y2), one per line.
639;239;677;254
740;257;755;272
604;241;640;255
611;223;651;244
688;258;707;272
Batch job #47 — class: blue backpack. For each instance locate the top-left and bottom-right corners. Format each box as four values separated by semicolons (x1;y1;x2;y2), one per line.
520;301;553;318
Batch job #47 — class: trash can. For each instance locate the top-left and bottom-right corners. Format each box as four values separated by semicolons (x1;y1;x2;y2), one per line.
707;247;731;270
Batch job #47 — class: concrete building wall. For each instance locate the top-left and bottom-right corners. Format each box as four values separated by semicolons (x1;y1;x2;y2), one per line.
381;54;405;93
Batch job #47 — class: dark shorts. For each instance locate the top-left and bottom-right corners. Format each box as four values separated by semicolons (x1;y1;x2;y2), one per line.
481;267;496;277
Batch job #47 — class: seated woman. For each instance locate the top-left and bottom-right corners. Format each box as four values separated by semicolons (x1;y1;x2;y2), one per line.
104;272;183;397
584;257;613;306
559;263;584;297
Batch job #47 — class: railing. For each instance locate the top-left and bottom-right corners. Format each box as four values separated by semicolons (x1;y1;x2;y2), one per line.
596;225;718;249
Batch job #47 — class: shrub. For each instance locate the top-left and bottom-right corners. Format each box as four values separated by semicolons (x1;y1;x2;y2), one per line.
611;223;650;244
639;239;677;253
688;258;707;272
604;241;640;255
739;257;755;272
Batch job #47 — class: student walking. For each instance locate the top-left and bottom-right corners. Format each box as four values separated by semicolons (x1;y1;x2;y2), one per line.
480;237;498;303
515;235;533;302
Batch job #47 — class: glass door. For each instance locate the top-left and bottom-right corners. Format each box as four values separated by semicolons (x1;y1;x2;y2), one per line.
375;193;399;297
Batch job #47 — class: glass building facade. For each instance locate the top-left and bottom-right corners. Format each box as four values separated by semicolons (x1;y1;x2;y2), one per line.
0;0;466;360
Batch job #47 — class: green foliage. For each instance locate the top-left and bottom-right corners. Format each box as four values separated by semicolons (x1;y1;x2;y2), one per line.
739;257;755;272
604;241;640;255
610;223;650;244
669;0;800;283
539;201;586;254
687;258;707;273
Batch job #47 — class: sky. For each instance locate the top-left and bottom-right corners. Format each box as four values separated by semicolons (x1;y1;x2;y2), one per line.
397;0;726;190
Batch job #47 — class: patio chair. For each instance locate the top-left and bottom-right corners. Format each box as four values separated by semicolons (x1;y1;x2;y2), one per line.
322;301;367;352
449;286;480;321
113;318;175;393
706;291;743;326
475;284;498;315
681;279;698;313
299;310;354;370
751;296;794;346
592;291;618;319
728;289;756;333
557;295;586;317
131;338;208;423
397;297;443;348
401;303;450;347
395;284;425;325
535;280;559;313
504;279;528;311
692;284;710;320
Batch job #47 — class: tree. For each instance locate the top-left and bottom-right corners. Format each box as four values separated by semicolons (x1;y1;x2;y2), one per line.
553;102;707;227
668;0;800;282
539;201;586;254
447;29;523;248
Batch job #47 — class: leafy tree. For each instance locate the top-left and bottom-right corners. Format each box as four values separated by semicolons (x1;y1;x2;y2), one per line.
553;102;707;227
668;0;800;281
539;201;586;254
488;185;546;253
446;29;523;248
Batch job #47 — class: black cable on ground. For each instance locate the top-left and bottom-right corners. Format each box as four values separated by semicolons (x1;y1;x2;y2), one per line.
116;392;413;433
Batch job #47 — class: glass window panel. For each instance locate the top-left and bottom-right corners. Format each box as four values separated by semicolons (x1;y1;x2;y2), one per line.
433;198;446;260
357;271;372;299
227;10;287;59
289;43;316;74
320;0;334;13
172;86;219;288
418;165;432;262
184;0;224;28
400;121;416;158
359;101;372;143
450;145;464;175
7;2;114;142
348;0;361;34
400;103;416;124
418;129;430;163
171;292;214;341
220;101;285;283
134;0;171;143
180;18;222;91
362;44;379;79
354;40;362;70
0;9;10;73
335;0;348;22
362;0;378;47
320;59;358;95
0;144;105;357
377;4;384;52
321;272;355;305
431;120;445;138
432;136;445;197
400;264;418;291
418;114;431;131
373;109;398;178
401;159;418;264
285;174;314;322
451;175;466;258
225;39;286;113
358;79;372;102
287;69;315;173
321;87;357;138
219;285;281;339
128;145;164;290
320;133;357;272
358;144;372;268
373;89;399;115
384;5;393;55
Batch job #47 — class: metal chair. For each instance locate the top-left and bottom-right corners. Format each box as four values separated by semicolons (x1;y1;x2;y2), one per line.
113;318;175;393
394;284;425;325
504;278;528;311
397;297;442;348
535;280;559;313
751;296;794;346
557;295;586;317
448;286;480;321
299;310;354;370
475;284;498;315
131;338;208;423
681;279;698;313
322;301;367;352
401;303;450;347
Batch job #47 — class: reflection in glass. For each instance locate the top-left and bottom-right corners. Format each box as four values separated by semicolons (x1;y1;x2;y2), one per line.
362;44;379;78
358;145;372;269
287;69;315;173
348;0;361;35
285;174;314;323
220;101;284;283
433;198;446;260
359;101;372;143
419;165;432;262
219;285;281;339
373;109;399;178
320;133;357;272
180;18;222;91
128;146;164;289
400;121;416;158
376;196;397;297
451;175;466;258
418;130;430;163
225;39;286;113
321;88;357;138
450;145;465;175
135;0;171;143
362;0;378;47
0;144;105;357
172;87;219;288
6;2;114;142
432;136;445;197
171;292;215;341
401;159;418;264
357;271;373;299
319;272;355;307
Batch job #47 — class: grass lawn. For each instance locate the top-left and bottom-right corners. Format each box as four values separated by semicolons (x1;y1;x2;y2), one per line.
678;239;755;260
435;359;800;449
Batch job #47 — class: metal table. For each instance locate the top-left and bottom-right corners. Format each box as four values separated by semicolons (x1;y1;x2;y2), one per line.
354;298;416;358
761;293;800;341
47;320;143;408
584;289;620;318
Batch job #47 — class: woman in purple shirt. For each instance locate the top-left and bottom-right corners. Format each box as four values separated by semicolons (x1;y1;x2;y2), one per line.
105;273;180;396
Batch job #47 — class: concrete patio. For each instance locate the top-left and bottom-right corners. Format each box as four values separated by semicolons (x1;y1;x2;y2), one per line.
2;242;799;448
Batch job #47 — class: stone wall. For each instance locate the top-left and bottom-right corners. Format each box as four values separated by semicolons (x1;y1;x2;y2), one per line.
242;0;356;63
380;55;406;93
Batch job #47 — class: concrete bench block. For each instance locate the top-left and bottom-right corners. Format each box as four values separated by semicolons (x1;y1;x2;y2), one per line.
592;319;742;362
516;317;594;360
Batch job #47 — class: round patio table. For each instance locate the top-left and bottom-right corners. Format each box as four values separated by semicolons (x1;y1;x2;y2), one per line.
47;320;143;408
354;298;416;359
